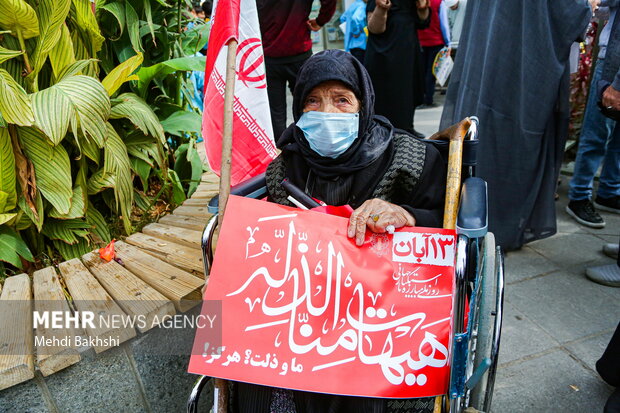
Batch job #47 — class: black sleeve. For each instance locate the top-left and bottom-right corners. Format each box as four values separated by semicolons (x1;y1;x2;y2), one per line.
401;142;446;228
414;6;431;30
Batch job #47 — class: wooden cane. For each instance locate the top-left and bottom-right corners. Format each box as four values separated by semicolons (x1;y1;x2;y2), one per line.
428;117;472;230
213;37;238;413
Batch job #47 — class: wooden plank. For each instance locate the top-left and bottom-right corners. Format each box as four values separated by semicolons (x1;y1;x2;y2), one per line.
173;205;211;218
201;172;219;183
125;233;204;276
33;267;81;376
182;197;210;207
114;242;203;312
186;190;214;199
142;223;202;250
0;274;34;390
158;214;206;232
81;252;176;333
58;259;136;353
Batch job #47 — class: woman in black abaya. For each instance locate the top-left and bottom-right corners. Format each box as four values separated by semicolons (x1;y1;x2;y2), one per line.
364;0;430;137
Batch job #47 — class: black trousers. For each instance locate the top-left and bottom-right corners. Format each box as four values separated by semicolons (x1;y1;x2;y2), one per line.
265;53;311;139
420;44;443;105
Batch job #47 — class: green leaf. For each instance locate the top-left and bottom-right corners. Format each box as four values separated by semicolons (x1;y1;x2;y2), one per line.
181;22;210;56
168;169;186;204
101;53;143;97
0;0;40;39
0;69;34;126
18;190;43;231
49;24;77;78
53;237;91;260
31;75;111;146
49;185;85;219
124;132;163;168
143;0;156;45
110;93;165;144
174;142;203;197
98;2;125;41
0;45;23;64
0;212;16;225
0;128;16;212
131;157;150;189
18;127;73;214
69;0;105;58
160;110;202;136
27;0;72;78
135;55;206;97
42;218;90;244
80;134;100;165
55;58;97;83
103;122;133;234
85;202;110;244
125;2;143;53
0;225;33;268
134;189;153;212
87;169;115;195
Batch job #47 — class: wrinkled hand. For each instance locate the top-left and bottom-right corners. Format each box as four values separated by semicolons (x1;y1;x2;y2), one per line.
347;198;416;246
603;85;620;111
307;19;321;31
376;0;391;10
416;0;430;9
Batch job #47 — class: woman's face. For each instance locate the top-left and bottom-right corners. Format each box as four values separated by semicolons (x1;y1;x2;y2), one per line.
302;81;360;114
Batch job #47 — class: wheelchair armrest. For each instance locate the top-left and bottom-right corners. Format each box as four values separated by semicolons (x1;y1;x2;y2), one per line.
456;177;488;238
207;172;268;214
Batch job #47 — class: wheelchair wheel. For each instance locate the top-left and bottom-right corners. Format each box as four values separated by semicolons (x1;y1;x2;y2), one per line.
187;375;214;413
468;232;501;412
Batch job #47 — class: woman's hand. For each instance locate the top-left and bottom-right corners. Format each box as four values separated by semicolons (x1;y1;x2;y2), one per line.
347;198;416;246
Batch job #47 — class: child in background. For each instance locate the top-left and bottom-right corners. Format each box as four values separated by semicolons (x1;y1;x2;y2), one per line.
340;0;368;63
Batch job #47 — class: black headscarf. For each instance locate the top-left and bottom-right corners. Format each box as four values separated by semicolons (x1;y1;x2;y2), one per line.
277;49;393;179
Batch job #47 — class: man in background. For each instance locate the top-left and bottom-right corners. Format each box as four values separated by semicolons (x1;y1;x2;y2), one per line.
257;0;337;140
566;1;620;228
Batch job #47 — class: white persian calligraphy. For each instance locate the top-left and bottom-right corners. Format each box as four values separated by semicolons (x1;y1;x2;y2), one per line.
221;213;453;386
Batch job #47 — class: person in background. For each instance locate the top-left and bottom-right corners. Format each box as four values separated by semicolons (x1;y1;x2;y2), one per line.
445;0;466;56
418;0;450;108
567;1;620;228
257;0;337;140
202;0;212;21
190;1;205;21
364;0;431;138
340;0;368;63
440;0;593;251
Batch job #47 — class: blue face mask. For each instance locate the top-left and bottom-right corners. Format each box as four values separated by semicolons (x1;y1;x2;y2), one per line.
296;111;360;158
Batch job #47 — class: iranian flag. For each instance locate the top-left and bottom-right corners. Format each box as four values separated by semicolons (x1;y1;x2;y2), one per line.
202;0;277;185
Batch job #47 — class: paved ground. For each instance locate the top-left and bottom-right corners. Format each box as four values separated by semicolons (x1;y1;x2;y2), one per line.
415;96;619;413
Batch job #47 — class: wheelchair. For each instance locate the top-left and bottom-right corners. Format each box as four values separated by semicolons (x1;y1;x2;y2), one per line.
187;118;505;413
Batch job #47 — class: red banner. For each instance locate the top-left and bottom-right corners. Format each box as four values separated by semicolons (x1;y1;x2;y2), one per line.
189;196;457;398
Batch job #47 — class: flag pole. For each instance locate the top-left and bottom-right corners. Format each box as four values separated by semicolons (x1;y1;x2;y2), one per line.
214;37;238;413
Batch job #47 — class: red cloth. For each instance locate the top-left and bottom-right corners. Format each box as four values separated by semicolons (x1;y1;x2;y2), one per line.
418;0;444;47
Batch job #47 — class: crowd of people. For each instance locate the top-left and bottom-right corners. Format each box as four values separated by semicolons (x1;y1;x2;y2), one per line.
193;0;620;411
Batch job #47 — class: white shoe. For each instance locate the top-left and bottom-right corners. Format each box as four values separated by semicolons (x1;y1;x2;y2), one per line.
603;243;619;260
586;264;620;287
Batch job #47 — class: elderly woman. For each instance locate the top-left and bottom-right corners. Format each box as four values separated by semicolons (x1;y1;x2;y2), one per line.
233;49;446;413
